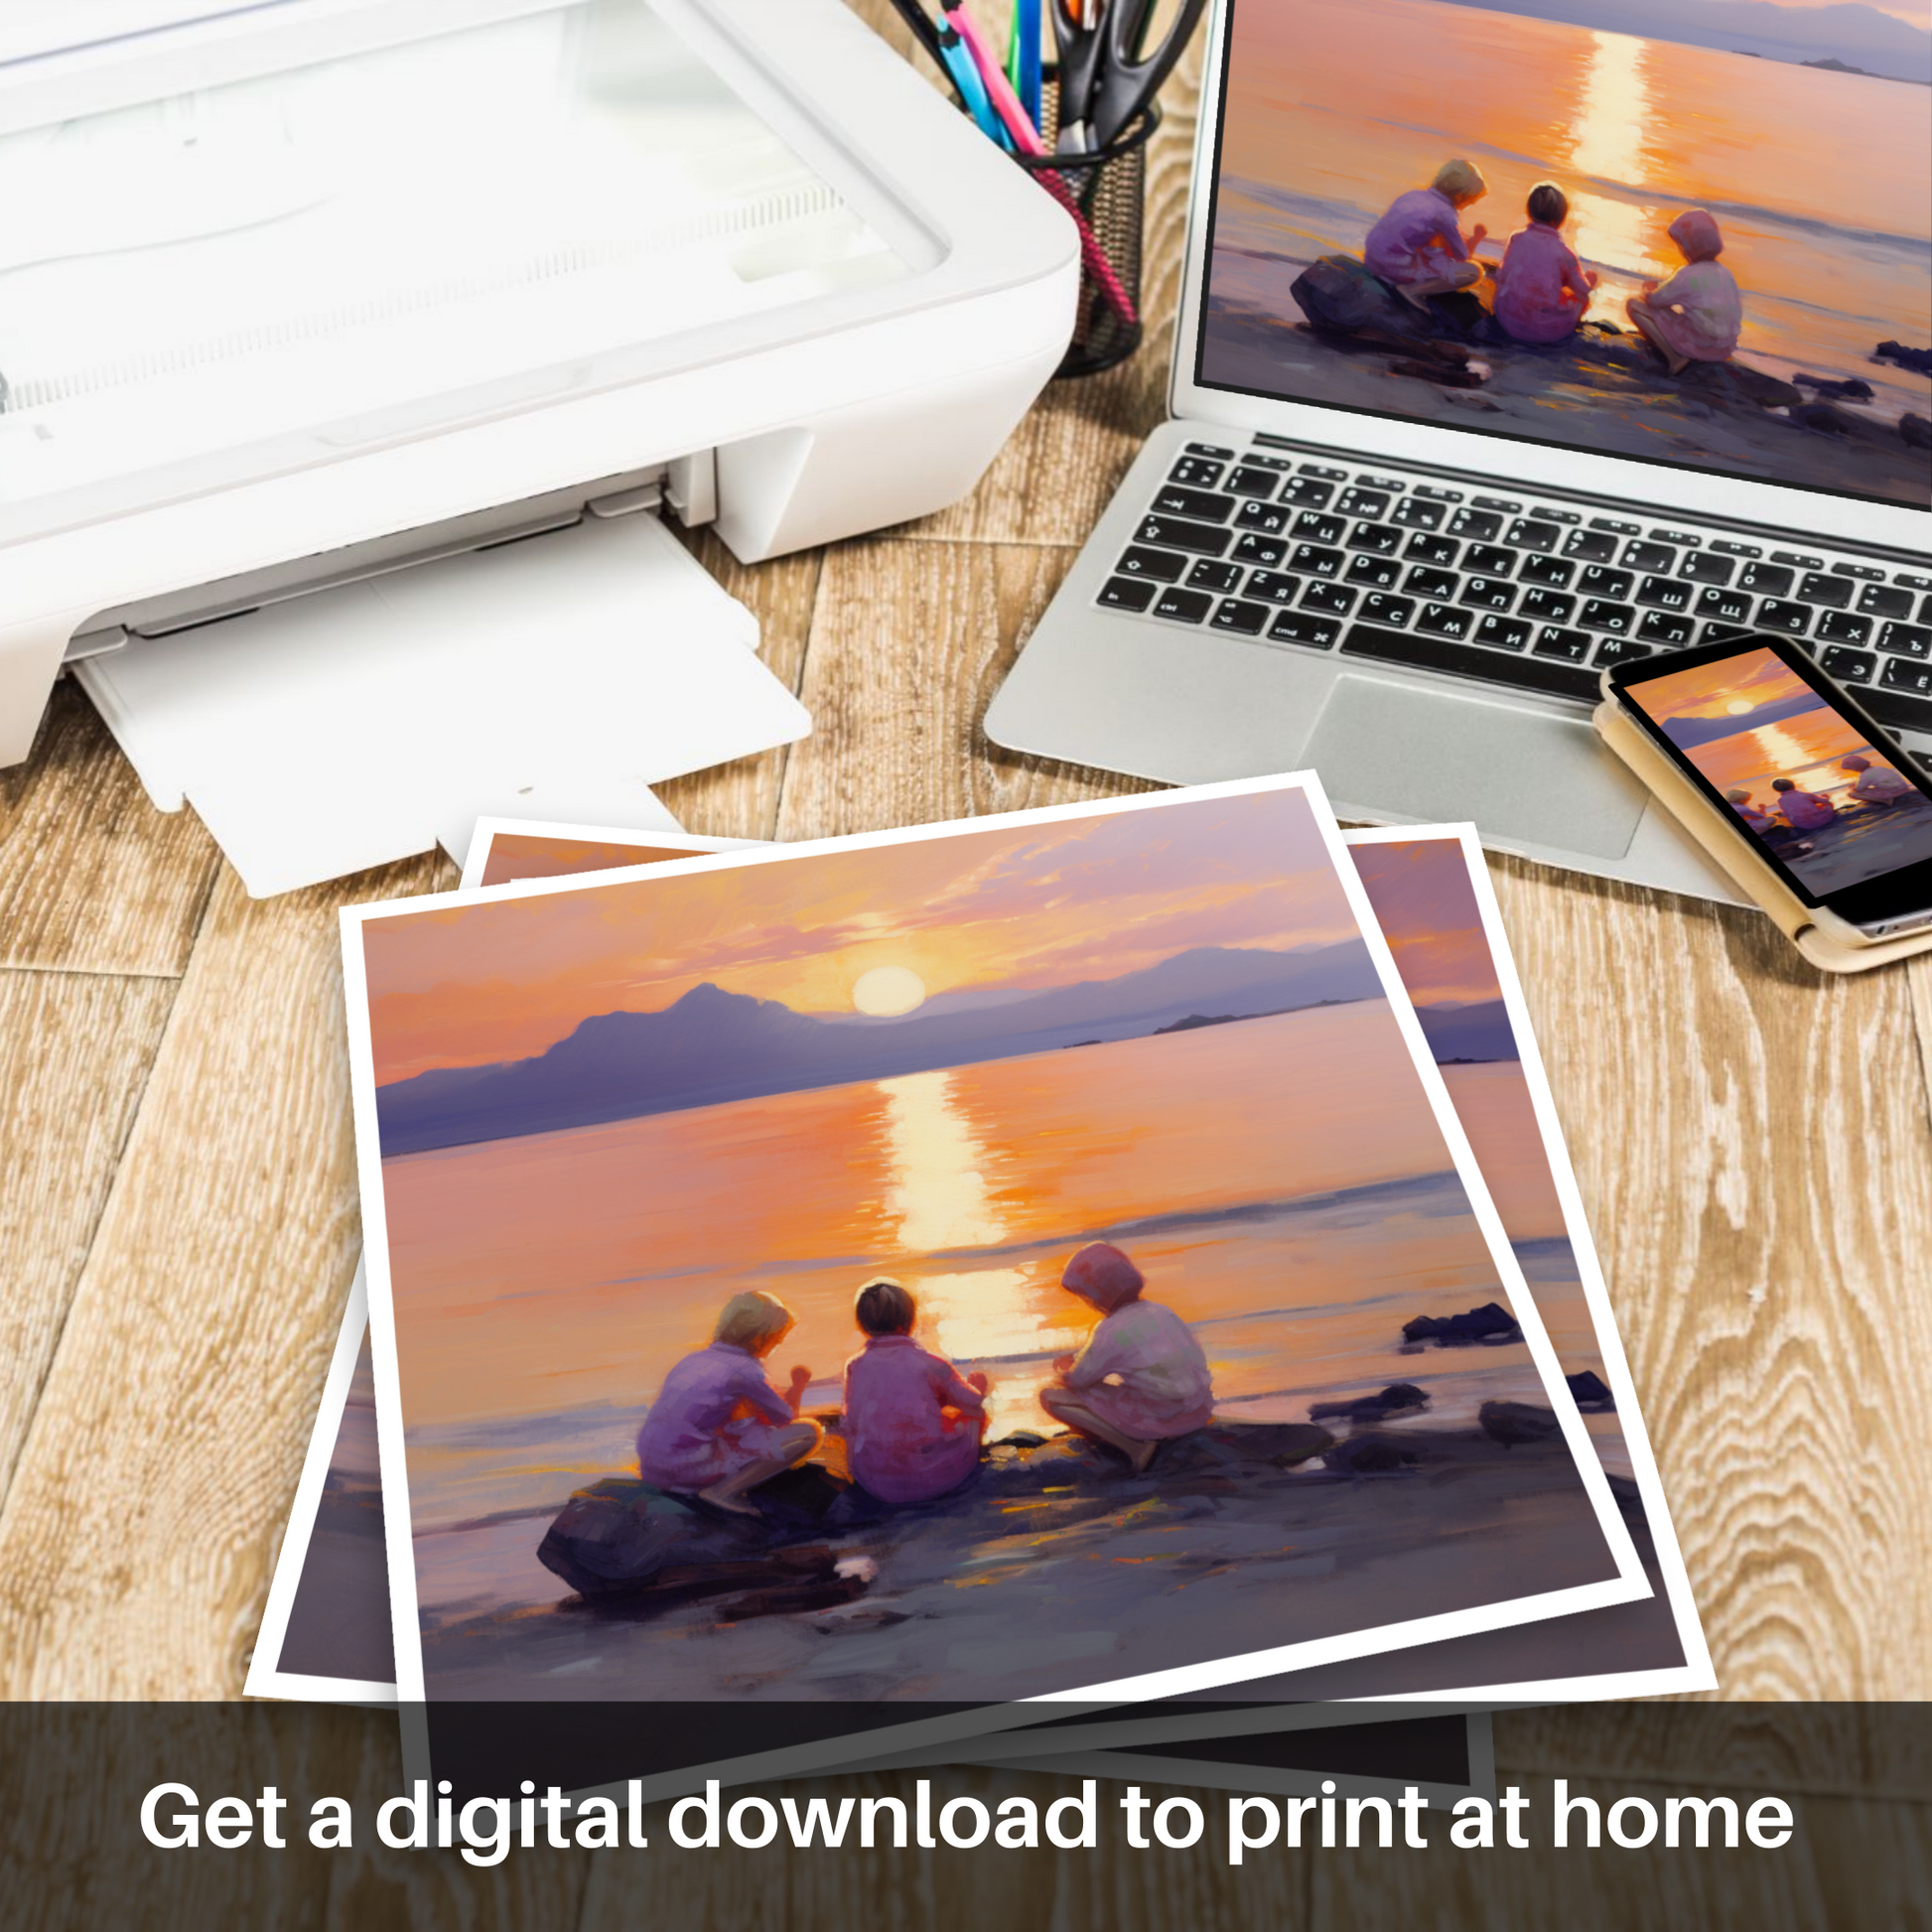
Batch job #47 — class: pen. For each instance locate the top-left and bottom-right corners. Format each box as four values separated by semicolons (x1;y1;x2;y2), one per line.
1007;0;1042;132
935;15;1011;146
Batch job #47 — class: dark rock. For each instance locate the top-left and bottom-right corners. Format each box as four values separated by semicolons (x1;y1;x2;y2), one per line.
1566;1370;1615;1412
1902;414;1932;452
1478;1401;1562;1449
1310;1382;1431;1424
1389;358;1484;389
1444;391;1501;411
1291;254;1420;338
1679;360;1803;409
1322;1433;1422;1474
1401;1301;1523;1346
1874;341;1932;375
1793;373;1874;401
1787;400;1891;443
1424;290;1488;340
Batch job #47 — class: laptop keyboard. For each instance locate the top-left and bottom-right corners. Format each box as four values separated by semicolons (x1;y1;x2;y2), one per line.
1098;442;1932;735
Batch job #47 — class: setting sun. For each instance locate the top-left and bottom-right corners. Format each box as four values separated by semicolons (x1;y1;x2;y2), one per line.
852;964;928;1017
1725;700;1754;715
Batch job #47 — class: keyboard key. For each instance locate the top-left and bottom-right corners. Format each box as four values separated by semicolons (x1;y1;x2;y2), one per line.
1460;578;1517;612
1186;559;1245;594
1816;611;1871;646
1297;463;1348;481
1280;476;1336;507
1244;570;1302;605
1405;566;1458;601
1233;532;1287;567
1335;486;1390;519
1475;614;1532;650
1463;542;1516;578
1519;553;1576;589
1533;626;1592;662
1472;494;1521;513
1417;602;1474;639
1771;550;1822;570
1268;611;1341;648
1680;552;1735;586
1796;572;1852;610
1212;599;1271;635
1137;513;1232;557
1581;598;1635;633
1530;505;1580;525
1710;539;1761;558
1151;586;1213;623
1520;588;1576;624
1881;621;1932;659
1702;620;1759;643
1624;540;1676;573
1341;620;1600;700
1359;593;1416;627
1901;573;1932;592
1738;561;1793;596
1097;576;1156;612
1563;528;1619;562
1413;483;1462;501
1301;581;1357;617
1404;532;1460;567
1348;521;1404;555
1169;457;1226;487
1392;497;1447;530
1637;610;1695;645
1355;473;1405;491
1864;687;1932;736
1578;566;1634;600
1245;454;1296;471
1154;484;1237;521
1448;507;1502;541
1293;511;1347;544
1650;528;1701;548
1290;543;1345;577
1881;655;1932;697
1116;545;1189;582
1820;645;1875;683
1922;596;1932;623
1225;465;1283;499
1756;599;1811;635
1185;441;1235;459
1696;586;1753;624
1635;575;1693;612
1588;515;1642;535
1830;561;1881;580
1345;554;1402;589
1593;637;1651;666
1505;518;1561;552
1235;500;1292;534
1859;584;1914;620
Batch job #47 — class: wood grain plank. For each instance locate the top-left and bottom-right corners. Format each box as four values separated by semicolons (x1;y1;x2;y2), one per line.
0;857;445;1698
773;539;1159;843
1481;852;1932;1700
654;531;821;843
1314;1769;1927;1932
0;969;179;1506
0;681;220;976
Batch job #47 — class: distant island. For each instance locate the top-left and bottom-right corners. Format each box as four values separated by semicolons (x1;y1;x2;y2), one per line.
1153;997;1370;1035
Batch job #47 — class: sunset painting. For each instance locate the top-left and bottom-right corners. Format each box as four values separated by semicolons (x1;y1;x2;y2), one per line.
1203;0;1932;505
351;782;1636;1715
1625;645;1932;891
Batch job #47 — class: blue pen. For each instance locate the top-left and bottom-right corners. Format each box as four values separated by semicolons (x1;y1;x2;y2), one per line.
1013;0;1042;131
936;18;1010;148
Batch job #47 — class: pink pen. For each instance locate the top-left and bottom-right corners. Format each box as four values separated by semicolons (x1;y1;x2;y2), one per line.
943;2;1141;331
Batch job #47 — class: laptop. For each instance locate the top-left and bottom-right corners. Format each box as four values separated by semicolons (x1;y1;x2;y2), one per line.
986;0;1932;899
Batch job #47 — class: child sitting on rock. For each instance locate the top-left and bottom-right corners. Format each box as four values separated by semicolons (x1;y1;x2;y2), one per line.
1493;182;1597;345
1771;773;1838;831
635;1291;820;1518
1627;209;1741;376
1363;159;1490;313
1039;1243;1214;1474
1841;754;1914;805
842;1277;990;1504
1725;786;1776;835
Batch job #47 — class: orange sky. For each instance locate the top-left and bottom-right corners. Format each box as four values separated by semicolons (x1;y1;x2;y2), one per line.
477;836;703;888
363;790;1365;1086
1627;646;1812;723
1349;837;1505;1008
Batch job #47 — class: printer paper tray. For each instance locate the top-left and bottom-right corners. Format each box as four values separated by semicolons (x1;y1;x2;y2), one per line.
75;513;808;897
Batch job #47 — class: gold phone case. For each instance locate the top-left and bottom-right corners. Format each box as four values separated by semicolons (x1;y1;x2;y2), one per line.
1593;695;1932;974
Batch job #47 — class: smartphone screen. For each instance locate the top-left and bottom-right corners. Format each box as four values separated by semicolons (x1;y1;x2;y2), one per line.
1610;634;1932;929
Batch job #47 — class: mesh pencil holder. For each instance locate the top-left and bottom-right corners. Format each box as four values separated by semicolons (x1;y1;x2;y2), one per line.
1014;84;1160;379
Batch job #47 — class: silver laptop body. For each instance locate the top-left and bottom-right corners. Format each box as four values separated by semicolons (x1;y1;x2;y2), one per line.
987;0;1932;901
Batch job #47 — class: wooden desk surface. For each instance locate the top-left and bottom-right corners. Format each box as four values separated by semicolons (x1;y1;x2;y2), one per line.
1;9;1926;1925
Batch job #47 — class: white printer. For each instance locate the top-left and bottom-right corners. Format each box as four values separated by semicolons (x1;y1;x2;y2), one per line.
0;0;1077;891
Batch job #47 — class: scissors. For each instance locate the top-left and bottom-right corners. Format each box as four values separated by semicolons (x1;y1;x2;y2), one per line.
1050;0;1207;152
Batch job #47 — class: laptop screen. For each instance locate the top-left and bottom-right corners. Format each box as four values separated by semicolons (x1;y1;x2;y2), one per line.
1195;0;1932;511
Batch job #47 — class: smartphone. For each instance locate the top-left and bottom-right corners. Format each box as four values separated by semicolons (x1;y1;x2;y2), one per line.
1606;632;1932;943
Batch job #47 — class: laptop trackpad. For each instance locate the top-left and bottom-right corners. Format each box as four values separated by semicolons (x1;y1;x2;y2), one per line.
1304;675;1647;859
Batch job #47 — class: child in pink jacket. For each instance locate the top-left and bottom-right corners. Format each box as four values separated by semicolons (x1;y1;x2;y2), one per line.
842;1278;990;1504
1363;159;1489;312
1627;209;1741;375
1493;183;1597;345
1038;1243;1214;1474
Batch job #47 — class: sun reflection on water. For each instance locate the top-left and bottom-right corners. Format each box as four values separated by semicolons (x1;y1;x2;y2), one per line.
1565;31;1658;276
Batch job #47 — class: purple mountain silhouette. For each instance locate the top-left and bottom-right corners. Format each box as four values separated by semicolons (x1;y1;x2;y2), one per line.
1658;691;1828;751
1415;999;1519;1065
376;940;1384;1155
